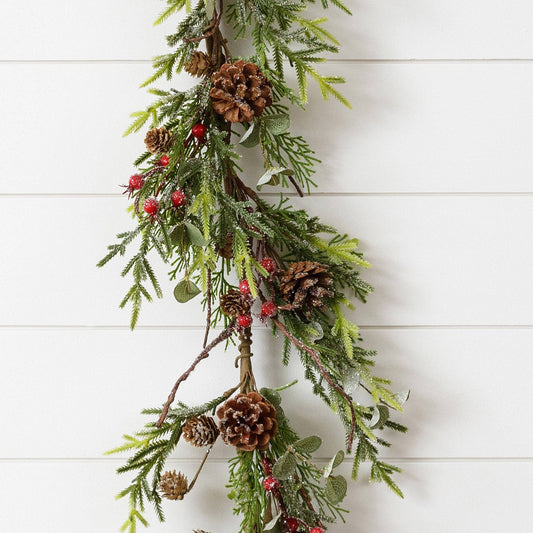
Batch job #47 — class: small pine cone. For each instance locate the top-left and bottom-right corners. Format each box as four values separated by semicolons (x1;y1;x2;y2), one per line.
210;60;273;123
144;126;173;154
217;392;278;452
158;470;188;500
279;261;334;314
220;289;250;318
193;530;212;533
182;415;220;447
184;51;213;78
216;233;233;259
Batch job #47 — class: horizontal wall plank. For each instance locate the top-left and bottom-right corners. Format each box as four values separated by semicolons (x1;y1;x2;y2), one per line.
2;1;533;60
1;328;531;459
0;196;531;327
0;460;531;532
3;62;533;194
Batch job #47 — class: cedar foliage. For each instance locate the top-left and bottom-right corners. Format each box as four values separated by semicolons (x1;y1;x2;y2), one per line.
99;1;408;531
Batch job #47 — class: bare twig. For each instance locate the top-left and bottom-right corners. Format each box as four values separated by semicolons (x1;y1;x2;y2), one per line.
271;317;357;452
287;174;305;197
203;269;212;349
157;323;236;427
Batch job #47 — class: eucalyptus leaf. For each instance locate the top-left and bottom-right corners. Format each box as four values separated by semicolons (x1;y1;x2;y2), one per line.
185;222;208;247
257;167;292;189
272;451;297;480
325;475;347;504
260;387;281;407
343;368;360;395
263;114;290;135
394;390;411;405
323;450;345;478
169;224;188;247
370;405;390;429
240;122;260;148
173;279;201;303
263;512;282;531
293;435;322;454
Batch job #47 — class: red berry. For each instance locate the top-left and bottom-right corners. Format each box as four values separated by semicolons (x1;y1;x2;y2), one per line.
285;518;298;532
237;314;253;328
310;529;324;533
261;457;273;475
261;301;277;318
129;174;144;190
192;123;207;140
171;189;187;207
239;280;250;295
160;155;170;166
143;198;159;215
260;257;276;273
263;476;279;492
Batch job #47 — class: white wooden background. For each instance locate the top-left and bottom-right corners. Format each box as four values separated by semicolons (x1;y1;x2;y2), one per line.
1;1;532;532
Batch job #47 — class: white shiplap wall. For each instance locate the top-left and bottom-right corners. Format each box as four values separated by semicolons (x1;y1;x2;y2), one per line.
1;1;532;532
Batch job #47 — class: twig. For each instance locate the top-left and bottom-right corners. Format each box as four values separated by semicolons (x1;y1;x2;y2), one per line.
287;174;304;197
203;269;212;349
271;317;357;452
187;443;215;492
157;323;236;427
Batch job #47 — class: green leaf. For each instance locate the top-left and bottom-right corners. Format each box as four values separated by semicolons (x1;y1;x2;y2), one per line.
257;167;292;189
173;279;201;303
272;451;297;480
240;122;260;147
323;450;345;478
260;387;281;407
262;114;290;135
185;222;208;247
370;405;390;429
293;435;322;454
169;224;189;247
263;512;282;531
325;474;347;504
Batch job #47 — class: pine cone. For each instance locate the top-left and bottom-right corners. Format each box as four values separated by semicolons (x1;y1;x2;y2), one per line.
210;60;273;123
144;127;173;154
220;289;250;318
217;392;278;452
158;470;188;500
193;530;212;533
182;415;220;447
216;233;233;259
279;261;334;314
185;51;213;78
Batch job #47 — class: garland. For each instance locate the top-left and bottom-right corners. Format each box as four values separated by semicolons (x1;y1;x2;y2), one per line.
99;1;409;532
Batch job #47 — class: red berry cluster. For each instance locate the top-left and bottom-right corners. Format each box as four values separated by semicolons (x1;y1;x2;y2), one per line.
261;301;277;318
260;256;276;273
143;198;159;220
191;123;207;141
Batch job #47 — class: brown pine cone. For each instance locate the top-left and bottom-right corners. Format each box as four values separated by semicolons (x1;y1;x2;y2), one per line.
217;392;278;452
184;51;213;78
210;60;273;123
158;470;188;500
144;126;173;154
182;415;220;447
279;261;334;314
215;233;233;259
193;530;212;533
220;289;250;318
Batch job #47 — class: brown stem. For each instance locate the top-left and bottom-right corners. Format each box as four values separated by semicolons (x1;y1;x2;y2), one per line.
157;324;236;427
271;317;357;452
187;443;215;493
287;174;305;197
235;327;256;393
203;269;212;349
184;0;224;43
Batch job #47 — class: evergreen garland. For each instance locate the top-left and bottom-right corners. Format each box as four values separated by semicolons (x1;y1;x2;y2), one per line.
99;1;409;532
